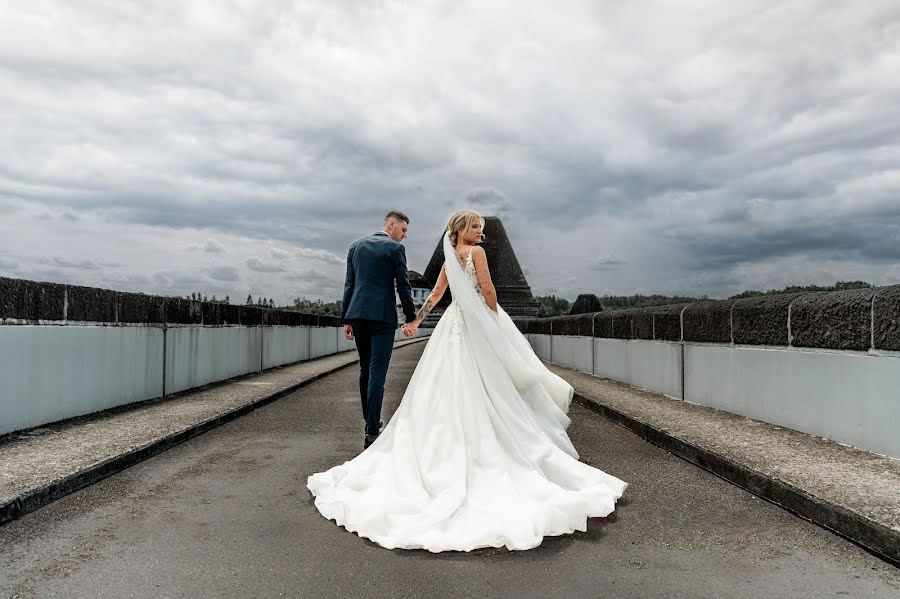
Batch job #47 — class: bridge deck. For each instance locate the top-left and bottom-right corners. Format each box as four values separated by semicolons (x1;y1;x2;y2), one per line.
543;362;900;565
1;343;898;598
0;343;416;526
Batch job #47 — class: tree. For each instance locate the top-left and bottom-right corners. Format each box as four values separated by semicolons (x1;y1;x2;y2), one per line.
269;298;275;308
246;294;253;305
289;296;342;317
224;295;230;304
730;290;764;299
535;295;572;317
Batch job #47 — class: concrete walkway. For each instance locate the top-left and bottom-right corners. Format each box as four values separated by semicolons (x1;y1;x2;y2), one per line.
543;361;900;566
1;343;898;598
0;339;426;526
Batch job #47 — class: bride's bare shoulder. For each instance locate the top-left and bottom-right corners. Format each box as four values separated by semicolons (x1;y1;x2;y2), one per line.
471;245;490;271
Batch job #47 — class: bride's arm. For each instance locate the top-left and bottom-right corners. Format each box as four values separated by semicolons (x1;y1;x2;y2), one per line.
410;265;448;327
471;246;498;312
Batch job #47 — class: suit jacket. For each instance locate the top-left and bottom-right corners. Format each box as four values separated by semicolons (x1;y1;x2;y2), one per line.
341;232;417;326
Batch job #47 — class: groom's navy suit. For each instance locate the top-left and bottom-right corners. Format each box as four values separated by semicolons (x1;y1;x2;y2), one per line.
342;232;417;437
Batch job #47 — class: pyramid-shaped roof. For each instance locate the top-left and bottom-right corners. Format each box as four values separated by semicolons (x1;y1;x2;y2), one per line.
568;294;603;315
407;270;431;289
423;216;538;311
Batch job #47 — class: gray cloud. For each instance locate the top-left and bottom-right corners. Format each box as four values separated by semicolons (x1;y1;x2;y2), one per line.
283;268;343;298
245;257;285;273
51;257;102;270
0;1;898;302
208;266;241;282
188;239;227;254
154;270;213;289
464;187;511;216
591;254;628;271
295;248;345;265
102;272;152;286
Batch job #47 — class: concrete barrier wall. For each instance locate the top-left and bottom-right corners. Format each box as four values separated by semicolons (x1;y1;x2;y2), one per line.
263;326;311;369
0;276;432;436
594;339;683;399
310;327;340;359
165;326;263;395
531;334;683;399
530;334;552;362
684;344;900;457
550;336;593;374
523;284;900;458
0;325;164;435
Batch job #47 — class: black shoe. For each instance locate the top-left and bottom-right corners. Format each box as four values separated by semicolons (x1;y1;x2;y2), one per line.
363;419;385;432
364;433;379;449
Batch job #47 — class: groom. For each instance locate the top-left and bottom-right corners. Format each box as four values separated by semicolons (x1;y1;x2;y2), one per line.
341;211;417;449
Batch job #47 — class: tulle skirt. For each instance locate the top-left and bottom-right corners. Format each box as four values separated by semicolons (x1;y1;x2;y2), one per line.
307;302;627;552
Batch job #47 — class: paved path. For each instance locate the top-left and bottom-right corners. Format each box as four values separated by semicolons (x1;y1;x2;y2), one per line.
1;338;425;527
543;361;900;565
1;343;898;598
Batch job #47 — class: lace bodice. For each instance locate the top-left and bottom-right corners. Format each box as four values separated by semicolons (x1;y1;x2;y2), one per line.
446;248;482;343
462;250;483;295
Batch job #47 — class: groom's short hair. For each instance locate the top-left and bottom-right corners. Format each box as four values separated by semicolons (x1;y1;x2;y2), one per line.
384;210;409;224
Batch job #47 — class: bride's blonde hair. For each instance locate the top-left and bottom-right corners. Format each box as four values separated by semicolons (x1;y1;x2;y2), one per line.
447;211;483;247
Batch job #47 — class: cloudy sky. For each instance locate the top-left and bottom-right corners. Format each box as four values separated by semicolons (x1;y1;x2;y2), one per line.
1;1;899;303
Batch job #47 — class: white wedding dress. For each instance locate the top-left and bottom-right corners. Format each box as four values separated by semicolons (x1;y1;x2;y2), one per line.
307;233;627;552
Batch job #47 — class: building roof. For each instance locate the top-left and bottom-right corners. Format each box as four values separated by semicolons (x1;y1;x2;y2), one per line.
422;216;538;308
407;270;431;289
568;294;604;315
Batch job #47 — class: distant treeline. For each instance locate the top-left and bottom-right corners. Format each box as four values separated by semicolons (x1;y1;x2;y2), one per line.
728;281;873;299
597;293;704;310
535;295;572;317
185;292;231;304
535;280;875;317
535;293;701;317
284;297;343;317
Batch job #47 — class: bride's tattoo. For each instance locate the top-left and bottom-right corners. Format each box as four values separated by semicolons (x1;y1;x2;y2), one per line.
415;299;434;322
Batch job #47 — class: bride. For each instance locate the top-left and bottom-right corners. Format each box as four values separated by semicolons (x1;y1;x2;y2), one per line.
307;211;627;552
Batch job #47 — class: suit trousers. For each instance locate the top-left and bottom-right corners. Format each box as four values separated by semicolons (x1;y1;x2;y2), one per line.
349;319;396;436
